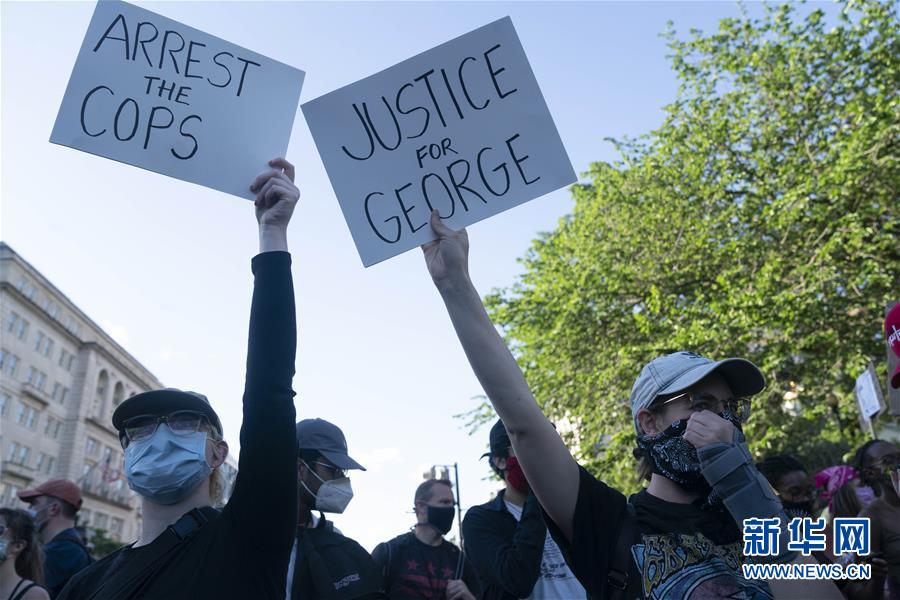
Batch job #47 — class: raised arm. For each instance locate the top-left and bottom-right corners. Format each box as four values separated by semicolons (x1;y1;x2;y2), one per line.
226;158;299;555
422;211;580;541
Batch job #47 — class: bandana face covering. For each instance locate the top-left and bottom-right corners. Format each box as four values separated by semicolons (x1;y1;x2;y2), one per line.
636;410;744;497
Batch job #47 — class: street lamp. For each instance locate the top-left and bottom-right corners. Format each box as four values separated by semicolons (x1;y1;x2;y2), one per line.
423;462;463;546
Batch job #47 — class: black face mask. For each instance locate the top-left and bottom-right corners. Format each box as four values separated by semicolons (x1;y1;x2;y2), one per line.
781;500;815;520
636;410;744;496
425;505;455;535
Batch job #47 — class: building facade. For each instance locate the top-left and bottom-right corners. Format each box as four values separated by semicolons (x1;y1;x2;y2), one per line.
0;242;165;543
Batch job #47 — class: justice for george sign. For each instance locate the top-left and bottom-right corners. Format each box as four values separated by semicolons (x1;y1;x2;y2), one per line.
50;0;305;199
302;17;576;267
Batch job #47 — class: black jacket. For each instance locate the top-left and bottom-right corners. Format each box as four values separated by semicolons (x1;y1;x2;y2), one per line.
462;490;546;600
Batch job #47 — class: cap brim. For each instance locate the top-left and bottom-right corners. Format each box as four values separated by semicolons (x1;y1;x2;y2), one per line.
320;449;366;471
657;358;765;400
17;489;41;502
112;389;222;434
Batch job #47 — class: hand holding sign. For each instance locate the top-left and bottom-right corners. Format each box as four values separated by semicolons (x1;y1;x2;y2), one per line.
422;211;470;291
251;158;299;228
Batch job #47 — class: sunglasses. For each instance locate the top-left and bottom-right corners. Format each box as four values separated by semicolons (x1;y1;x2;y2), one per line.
119;410;214;449
654;391;751;422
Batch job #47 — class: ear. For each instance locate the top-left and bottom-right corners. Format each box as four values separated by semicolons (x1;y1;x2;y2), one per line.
491;456;507;472
210;439;229;468
636;409;661;436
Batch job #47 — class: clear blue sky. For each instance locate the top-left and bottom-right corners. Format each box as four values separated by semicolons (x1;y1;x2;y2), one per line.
1;0;840;551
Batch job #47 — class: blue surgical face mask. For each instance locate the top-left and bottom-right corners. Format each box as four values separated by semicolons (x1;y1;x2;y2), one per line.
125;427;212;505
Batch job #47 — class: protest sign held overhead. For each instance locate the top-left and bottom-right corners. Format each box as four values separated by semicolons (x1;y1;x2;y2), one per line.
50;0;305;199
302;17;576;267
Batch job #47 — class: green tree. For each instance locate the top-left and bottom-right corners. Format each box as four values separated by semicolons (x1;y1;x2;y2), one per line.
88;527;123;559
481;0;899;493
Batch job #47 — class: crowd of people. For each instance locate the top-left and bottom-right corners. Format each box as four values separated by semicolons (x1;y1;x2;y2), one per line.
1;162;898;600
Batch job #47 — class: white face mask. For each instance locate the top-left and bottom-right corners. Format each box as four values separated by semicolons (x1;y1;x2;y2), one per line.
300;462;354;513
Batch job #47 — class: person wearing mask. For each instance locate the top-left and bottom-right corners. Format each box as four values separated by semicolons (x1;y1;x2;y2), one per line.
57;158;300;599
856;439;900;599
462;419;586;599
419;212;841;600
288;418;384;599
757;455;818;519
17;480;91;598
372;479;480;600
0;508;50;600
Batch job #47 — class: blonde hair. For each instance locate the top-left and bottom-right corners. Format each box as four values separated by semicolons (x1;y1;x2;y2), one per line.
206;426;230;508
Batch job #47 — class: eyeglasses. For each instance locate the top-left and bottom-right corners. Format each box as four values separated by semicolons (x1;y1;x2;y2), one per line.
868;454;900;471
119;410;213;449
654;391;751;422
309;461;345;479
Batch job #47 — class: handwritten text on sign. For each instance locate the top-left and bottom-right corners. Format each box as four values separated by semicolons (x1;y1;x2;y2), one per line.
51;0;305;199
302;17;575;266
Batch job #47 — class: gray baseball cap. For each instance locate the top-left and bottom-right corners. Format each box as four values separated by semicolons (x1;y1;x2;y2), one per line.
296;418;366;471
630;351;765;433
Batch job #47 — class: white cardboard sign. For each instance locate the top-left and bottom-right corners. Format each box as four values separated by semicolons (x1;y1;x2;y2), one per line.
855;363;886;422
50;0;305;199
302;17;576;267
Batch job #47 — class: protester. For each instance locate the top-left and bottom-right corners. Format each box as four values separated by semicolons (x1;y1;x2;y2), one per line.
372;479;480;599
757;455;818;519
816;466;865;514
16;480;91;598
287;418;384;599
57;158;300;599
419;211;841;599
856;440;900;599
462;419;586;599
0;508;50;600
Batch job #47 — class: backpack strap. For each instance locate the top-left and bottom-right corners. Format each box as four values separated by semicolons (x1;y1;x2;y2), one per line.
87;506;218;600
9;581;38;600
607;502;638;600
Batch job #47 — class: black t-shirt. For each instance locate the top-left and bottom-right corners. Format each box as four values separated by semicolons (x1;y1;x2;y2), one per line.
58;252;298;600
371;532;481;599
546;467;774;600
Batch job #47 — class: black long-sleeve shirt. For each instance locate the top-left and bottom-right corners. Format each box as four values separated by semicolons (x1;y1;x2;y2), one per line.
461;490;546;600
59;252;298;600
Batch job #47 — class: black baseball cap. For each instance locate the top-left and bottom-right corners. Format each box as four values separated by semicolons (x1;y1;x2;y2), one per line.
112;388;223;435
480;419;512;459
296;418;366;471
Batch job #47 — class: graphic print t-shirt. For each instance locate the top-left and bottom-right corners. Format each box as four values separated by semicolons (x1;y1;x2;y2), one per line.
504;500;587;599
546;467;774;599
372;532;481;599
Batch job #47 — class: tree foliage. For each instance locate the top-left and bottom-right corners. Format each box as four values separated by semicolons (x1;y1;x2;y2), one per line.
482;1;899;493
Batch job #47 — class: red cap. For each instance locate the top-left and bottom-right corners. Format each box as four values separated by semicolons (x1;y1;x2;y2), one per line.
886;304;900;389
18;479;83;510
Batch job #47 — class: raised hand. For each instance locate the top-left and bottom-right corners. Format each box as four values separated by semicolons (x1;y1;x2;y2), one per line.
421;210;470;290
250;157;299;229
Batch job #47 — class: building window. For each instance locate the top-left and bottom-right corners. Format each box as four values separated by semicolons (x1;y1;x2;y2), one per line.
16;402;39;429
0;484;21;506
51;383;71;405
7;442;19;461
25;367;47;391
44;339;54;359
85;437;100;457
112;382;125;407
35;453;46;471
15;444;31;466
44;416;62;439
95;513;109;530
0;349;11;372
111;517;123;537
17;278;36;300
93;370;109;420
6;312;29;341
45;456;56;475
33;331;45;352
0;392;9;416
